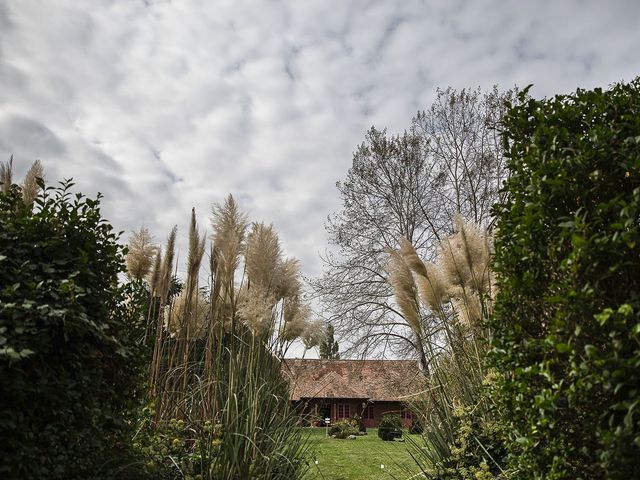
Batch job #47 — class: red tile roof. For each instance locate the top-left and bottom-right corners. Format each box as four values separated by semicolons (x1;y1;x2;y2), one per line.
283;358;425;402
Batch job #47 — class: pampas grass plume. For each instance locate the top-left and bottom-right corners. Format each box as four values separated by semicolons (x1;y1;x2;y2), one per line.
455;215;490;291
281;298;310;341
148;249;163;295
211;194;247;286
186;208;206;294
245;222;281;291
275;257;302;300
0;156;13;193
237;286;275;335
21;159;44;206
399;237;429;278
159;226;178;301
398;237;449;311
388;249;422;337
301;319;325;349
451;292;483;327
165;290;209;338
416;262;449;311
439;215;490;292
126;227;158;280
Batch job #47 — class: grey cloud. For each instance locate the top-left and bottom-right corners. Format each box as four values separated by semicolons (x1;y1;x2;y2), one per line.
0;61;28;93
0;2;13;32
0;115;66;159
1;0;639;288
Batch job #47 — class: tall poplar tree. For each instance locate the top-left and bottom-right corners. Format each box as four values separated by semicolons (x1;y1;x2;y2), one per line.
319;323;339;359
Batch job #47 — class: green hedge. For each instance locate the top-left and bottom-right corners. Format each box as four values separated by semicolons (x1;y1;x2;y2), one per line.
491;79;640;478
0;181;146;478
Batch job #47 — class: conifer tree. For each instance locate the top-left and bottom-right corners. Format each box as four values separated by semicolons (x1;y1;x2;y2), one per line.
319;323;339;359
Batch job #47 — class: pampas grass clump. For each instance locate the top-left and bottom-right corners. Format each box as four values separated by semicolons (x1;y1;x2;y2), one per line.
143;197;313;478
388;216;497;472
394;216;493;327
164;290;209;338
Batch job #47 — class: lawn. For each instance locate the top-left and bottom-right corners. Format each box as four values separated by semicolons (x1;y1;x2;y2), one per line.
304;427;424;480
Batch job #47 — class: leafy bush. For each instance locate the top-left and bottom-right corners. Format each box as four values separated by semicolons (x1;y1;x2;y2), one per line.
134;404;222;479
329;419;359;439
0;180;146;478
491;78;640;478
378;414;403;441
441;404;506;479
407;368;508;479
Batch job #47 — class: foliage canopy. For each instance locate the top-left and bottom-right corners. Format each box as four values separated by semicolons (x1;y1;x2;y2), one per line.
491;78;640;478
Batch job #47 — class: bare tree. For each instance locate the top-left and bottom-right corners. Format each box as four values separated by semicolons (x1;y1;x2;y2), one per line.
310;86;516;359
413;86;512;225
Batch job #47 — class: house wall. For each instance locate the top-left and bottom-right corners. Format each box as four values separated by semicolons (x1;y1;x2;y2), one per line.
293;399;413;428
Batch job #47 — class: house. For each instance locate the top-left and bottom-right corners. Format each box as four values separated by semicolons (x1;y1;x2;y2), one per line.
283;358;424;428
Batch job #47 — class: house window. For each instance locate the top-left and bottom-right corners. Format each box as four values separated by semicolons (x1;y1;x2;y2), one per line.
401;408;412;420
363;405;374;420
337;404;350;419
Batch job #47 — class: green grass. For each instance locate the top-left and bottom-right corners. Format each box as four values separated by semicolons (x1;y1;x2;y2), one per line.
304;427;424;480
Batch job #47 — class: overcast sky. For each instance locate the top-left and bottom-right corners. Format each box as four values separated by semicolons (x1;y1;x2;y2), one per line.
2;0;639;285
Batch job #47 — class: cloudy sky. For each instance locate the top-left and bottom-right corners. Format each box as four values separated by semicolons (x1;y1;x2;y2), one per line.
2;0;639;283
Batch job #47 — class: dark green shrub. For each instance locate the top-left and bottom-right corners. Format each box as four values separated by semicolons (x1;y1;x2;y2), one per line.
491;78;640;478
378;414;403;441
329;419;359;439
409;418;423;435
0;180;146;479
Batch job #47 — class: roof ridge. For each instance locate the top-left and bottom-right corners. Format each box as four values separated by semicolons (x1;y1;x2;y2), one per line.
283;358;416;362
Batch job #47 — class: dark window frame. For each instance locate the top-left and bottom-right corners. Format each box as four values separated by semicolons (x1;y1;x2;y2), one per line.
337;403;350;419
363;405;374;420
